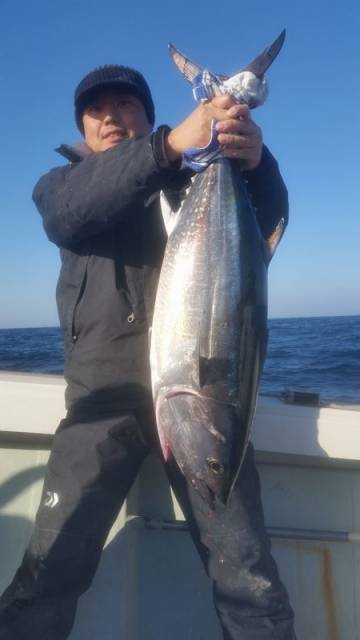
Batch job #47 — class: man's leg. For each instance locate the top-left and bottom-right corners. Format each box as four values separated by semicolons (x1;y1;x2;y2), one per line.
0;408;150;640
164;443;296;640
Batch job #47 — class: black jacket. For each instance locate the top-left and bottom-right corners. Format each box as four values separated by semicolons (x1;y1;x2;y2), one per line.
33;127;288;412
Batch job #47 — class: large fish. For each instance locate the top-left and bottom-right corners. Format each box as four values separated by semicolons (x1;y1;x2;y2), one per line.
150;32;286;508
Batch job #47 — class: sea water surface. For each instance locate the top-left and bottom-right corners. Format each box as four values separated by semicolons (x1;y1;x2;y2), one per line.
0;315;359;405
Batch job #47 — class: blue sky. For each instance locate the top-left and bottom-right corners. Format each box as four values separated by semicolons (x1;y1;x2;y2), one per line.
0;0;359;328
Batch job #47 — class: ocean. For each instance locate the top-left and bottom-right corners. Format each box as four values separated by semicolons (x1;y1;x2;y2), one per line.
0;315;359;405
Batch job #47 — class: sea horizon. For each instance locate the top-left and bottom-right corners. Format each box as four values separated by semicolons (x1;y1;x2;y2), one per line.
1;312;359;332
0;317;359;405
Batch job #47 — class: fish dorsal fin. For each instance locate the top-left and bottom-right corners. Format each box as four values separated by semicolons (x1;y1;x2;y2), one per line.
168;43;204;83
263;216;286;265
243;29;286;78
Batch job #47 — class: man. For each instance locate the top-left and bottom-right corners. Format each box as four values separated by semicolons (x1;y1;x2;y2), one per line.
0;65;295;639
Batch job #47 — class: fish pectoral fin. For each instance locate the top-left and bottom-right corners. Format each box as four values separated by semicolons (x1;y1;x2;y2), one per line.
198;355;230;388
263;216;286;265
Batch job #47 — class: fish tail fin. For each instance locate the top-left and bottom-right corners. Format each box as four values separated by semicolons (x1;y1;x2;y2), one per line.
168;43;203;84
243;29;286;78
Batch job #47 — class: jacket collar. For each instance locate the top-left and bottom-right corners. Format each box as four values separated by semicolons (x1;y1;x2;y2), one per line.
55;142;93;163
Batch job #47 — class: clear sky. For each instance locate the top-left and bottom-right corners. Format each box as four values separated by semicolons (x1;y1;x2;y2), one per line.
0;0;359;328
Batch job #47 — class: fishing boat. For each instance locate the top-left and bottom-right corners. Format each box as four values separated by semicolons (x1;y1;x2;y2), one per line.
0;369;359;639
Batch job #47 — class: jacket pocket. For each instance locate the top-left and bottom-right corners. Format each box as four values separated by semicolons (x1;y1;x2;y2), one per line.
57;251;90;346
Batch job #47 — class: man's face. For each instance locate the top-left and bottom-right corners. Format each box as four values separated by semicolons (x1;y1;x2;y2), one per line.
82;89;152;152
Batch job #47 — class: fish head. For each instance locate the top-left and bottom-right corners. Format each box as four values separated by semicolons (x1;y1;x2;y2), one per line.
156;388;239;509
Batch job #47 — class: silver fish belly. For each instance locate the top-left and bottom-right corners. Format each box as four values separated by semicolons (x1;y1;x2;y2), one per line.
150;159;268;507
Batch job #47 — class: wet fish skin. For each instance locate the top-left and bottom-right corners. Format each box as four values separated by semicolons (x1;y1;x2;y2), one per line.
151;159;270;508
151;32;286;507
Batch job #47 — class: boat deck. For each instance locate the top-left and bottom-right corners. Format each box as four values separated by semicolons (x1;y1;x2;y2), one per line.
0;371;359;639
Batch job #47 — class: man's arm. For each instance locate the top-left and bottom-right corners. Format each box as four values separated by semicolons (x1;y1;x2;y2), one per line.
33;97;242;249
34;95;286;249
33;128;179;249
243;145;289;241
165;94;288;241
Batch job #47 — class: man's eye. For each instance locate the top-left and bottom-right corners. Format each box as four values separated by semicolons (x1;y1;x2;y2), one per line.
116;99;134;107
87;104;101;113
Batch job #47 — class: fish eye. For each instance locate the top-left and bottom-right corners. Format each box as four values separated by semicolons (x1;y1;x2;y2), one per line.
206;458;224;475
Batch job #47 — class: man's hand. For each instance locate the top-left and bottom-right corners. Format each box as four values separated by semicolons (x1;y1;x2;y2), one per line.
165;95;263;171
216;99;263;170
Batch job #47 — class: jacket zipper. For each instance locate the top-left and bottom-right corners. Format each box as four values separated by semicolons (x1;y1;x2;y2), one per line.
71;269;88;343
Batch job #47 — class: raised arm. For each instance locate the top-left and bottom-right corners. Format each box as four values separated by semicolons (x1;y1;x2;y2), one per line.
165;94;288;240
243;145;289;241
33;128;180;249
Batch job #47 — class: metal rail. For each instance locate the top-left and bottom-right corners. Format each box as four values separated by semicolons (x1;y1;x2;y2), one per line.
141;518;360;544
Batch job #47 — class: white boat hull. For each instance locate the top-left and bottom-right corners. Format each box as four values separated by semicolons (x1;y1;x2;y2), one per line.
1;371;359;639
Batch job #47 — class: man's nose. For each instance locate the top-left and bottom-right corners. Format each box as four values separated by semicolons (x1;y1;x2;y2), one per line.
103;103;121;122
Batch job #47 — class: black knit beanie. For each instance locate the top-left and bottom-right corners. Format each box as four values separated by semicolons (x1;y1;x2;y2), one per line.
74;64;155;133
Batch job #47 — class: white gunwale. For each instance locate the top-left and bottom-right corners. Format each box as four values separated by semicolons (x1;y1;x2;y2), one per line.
0;370;359;464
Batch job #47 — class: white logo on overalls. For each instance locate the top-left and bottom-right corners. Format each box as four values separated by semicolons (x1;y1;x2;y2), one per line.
44;491;59;508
